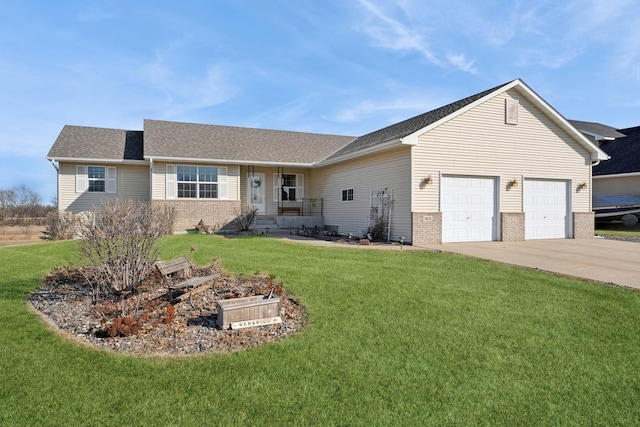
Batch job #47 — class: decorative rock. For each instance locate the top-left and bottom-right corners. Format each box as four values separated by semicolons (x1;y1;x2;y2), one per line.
359;239;370;245
28;264;305;356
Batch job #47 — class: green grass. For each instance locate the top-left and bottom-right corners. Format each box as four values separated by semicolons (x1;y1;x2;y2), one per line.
2;235;640;426
596;220;640;237
595;228;640;237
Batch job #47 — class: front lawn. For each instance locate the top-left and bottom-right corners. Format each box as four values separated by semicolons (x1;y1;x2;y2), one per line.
2;235;640;425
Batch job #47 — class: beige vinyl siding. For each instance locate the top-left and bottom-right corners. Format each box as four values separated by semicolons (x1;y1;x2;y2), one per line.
311;146;411;241
593;175;640;198
151;162;240;201
58;163;150;212
412;89;592;213
151;162;167;199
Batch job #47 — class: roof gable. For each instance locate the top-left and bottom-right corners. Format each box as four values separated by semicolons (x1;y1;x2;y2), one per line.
321;79;609;164
143;119;355;165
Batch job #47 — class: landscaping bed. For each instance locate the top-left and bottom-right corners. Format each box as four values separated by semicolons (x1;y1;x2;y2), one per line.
29;261;305;356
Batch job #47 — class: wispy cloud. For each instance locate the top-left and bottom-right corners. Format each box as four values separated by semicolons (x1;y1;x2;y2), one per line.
564;0;640;83
447;53;478;75
76;6;117;23
144;60;237;119
326;91;445;126
356;0;441;66
355;0;485;74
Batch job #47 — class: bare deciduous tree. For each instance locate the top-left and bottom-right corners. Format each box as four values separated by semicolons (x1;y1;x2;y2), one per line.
78;200;176;299
234;206;258;232
0;185;51;226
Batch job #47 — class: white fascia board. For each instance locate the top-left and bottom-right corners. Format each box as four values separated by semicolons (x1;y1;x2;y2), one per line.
512;81;610;162
145;156;314;168
314;138;403;167
46;157;149;165
593;172;640;179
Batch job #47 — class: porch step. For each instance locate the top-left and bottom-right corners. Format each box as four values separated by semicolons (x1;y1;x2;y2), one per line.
253;215;278;230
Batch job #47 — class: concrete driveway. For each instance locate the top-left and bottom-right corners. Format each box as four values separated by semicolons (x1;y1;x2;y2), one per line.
421;238;640;290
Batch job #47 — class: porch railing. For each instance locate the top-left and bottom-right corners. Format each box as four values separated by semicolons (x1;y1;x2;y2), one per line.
277;198;323;216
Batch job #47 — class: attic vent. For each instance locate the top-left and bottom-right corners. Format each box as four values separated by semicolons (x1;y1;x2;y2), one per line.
505;99;519;125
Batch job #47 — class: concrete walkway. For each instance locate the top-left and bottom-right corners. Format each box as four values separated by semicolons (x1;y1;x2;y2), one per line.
421;238;640;290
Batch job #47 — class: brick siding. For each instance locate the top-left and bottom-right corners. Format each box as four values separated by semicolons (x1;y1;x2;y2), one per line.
412;212;442;246
573;211;594;239
501;212;525;241
153;200;241;232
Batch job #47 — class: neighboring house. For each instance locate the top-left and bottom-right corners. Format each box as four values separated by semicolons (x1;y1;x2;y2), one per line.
47;79;608;245
568;120;626;146
586;125;640;218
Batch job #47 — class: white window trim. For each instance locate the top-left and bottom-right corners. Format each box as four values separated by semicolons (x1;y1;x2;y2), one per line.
76;165;116;194
341;188;354;202
167;165;227;200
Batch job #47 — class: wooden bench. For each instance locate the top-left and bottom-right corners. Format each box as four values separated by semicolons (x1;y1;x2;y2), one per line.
155;256;219;291
278;206;301;216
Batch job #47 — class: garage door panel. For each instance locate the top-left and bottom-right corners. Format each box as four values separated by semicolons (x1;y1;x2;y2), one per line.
441;176;497;243
524;179;568;240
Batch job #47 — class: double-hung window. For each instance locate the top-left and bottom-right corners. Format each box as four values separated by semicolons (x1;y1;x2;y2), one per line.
177;165;218;199
273;173;304;201
281;174;297;201
76;165;116;193
87;166;106;192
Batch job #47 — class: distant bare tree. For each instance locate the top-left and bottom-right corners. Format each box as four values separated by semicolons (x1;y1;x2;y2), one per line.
0;185;49;225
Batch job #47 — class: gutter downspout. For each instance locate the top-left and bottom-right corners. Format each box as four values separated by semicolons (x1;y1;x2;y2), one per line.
149;158;154;201
48;159;60;209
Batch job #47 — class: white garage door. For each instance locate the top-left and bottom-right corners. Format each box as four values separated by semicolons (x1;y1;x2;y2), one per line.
524;179;568;240
441;176;497;243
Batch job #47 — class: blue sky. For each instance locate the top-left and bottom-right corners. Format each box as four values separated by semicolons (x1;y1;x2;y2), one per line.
2;0;640;204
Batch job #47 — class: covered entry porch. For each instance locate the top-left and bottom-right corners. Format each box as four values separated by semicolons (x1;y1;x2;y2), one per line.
241;165;324;231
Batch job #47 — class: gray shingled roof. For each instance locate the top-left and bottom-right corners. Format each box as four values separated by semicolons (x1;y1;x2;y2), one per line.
54;79;595;166
593;126;640;175
568;120;627;140
143;119;355;164
47;125;144;161
324;81;513;161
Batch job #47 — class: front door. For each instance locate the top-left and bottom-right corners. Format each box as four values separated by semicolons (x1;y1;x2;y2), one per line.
247;173;266;214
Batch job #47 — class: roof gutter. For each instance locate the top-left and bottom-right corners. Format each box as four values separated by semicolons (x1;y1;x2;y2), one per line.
46;157;149;165
593;171;640;179
144;156;314;168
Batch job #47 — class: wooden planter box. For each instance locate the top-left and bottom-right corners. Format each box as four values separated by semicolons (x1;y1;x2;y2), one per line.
216;295;280;329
